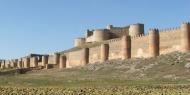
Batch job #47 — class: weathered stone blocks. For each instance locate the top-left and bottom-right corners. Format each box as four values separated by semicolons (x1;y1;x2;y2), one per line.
129;24;144;37
54;53;60;65
100;44;109;62
59;55;66;69
181;22;190;52
149;29;160;57
121;35;131;59
81;48;89;65
30;57;38;67
74;38;86;47
0;60;5;69
23;58;30;68
18;59;22;69
42;55;48;67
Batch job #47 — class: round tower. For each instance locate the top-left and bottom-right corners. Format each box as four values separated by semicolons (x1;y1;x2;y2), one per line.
54;53;60;65
0;61;1;68
129;23;144;37
74;38;86;47
59;55;67;69
24;57;30;68
34;57;38;67
121;35;131;59
31;57;38;67
81;48;89;65
13;59;18;68
0;60;5;69
18;59;22;68
93;29;109;42
149;28;160;57
181;22;190;52
42;55;48;67
100;44;109;62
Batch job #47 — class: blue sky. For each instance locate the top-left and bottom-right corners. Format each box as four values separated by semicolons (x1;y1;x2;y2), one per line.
0;0;189;59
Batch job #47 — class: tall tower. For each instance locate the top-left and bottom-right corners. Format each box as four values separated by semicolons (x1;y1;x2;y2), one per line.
129;23;144;37
24;57;30;68
93;29;109;42
54;53;60;65
100;44;109;62
81;48;89;65
121;35;131;59
181;22;190;52
42;55;48;67
74;38;86;47
60;55;66;69
149;28;160;57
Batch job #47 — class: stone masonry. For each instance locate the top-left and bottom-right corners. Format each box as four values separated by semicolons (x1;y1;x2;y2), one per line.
1;22;190;69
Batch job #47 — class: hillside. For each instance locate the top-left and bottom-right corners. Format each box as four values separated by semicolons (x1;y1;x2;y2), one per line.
1;51;190;86
1;51;190;94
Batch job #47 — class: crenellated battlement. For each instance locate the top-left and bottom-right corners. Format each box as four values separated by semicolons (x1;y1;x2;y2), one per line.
108;38;122;43
130;33;149;39
159;27;180;33
149;28;159;31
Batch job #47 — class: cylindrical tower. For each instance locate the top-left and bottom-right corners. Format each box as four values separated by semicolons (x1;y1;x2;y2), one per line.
93;29;109;42
121;35;131;59
9;60;13;68
18;59;22;69
5;60;11;69
59;55;67;69
100;44;109;62
0;61;2;67
34;57;38;67
81;48;89;65
13;59;18;68
181;22;190;52
74;38;86;47
149;28;160;57
0;60;5;69
54;53;60;64
42;55;48;67
24;57;30;68
129;23;144;37
31;57;38;67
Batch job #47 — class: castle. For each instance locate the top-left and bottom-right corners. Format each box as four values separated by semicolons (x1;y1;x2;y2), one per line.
0;22;190;69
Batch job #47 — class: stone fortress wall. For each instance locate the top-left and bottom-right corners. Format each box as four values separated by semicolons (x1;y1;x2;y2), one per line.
63;22;184;68
0;22;190;70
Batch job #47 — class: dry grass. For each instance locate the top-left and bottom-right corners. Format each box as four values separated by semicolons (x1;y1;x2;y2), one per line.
1;51;190;94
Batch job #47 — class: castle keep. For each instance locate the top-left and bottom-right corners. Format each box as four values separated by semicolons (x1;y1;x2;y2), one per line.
0;22;190;69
